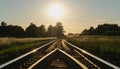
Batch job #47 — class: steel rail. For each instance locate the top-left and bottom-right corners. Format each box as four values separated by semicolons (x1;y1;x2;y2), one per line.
28;48;89;69
74;49;100;69
64;40;120;69
58;48;88;69
0;40;55;69
28;48;58;69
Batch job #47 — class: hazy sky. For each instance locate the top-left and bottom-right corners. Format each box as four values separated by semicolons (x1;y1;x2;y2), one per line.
0;0;120;34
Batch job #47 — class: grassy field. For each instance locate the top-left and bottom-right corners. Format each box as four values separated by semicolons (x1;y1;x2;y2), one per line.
67;36;120;67
0;38;55;64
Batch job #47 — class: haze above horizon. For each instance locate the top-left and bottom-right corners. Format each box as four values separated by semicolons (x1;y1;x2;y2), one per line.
0;0;120;34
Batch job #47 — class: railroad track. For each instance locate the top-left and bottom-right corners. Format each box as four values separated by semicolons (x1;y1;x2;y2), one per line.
0;39;120;69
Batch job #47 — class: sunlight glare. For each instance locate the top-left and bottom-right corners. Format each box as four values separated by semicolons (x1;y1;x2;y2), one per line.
49;4;64;19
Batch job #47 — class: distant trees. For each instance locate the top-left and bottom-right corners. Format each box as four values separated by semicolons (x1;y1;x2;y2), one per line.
25;23;38;37
46;22;65;38
81;24;120;36
0;21;24;37
54;22;65;37
38;25;46;37
1;21;7;26
46;25;54;37
0;21;65;38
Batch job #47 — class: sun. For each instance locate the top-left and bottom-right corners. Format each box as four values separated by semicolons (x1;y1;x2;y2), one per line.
49;4;64;19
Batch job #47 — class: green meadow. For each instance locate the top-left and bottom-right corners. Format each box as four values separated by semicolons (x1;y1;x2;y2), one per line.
0;38;54;64
67;36;120;67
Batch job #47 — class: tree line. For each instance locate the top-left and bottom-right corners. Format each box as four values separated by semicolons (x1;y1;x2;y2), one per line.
0;21;65;38
81;23;120;36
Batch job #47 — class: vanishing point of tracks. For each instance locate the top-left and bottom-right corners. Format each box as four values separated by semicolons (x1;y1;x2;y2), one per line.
0;39;120;69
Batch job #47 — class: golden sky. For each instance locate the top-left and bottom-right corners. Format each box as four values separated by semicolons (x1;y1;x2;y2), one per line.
0;0;120;34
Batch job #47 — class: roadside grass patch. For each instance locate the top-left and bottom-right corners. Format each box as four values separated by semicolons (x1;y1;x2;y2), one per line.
0;38;54;64
67;36;120;67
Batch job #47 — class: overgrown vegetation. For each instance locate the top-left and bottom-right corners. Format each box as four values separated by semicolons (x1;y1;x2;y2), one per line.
0;21;65;38
81;24;120;36
0;38;54;64
67;36;120;67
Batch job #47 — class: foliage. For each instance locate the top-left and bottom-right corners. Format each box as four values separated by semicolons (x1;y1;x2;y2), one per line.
67;36;120;67
0;22;24;37
38;25;46;37
0;38;53;64
46;25;54;37
46;22;65;38
0;21;65;38
25;23;39;37
81;24;120;36
55;22;65;37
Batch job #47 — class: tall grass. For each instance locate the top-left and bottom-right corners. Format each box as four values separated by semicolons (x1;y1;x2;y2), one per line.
67;36;120;67
0;37;55;64
0;37;56;45
0;37;55;50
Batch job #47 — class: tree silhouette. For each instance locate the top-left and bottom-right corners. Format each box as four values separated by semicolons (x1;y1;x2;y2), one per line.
46;25;54;37
25;23;38;37
88;27;95;35
8;25;24;37
38;25;46;37
55;22;65;37
1;21;7;26
0;21;66;38
0;22;24;37
81;23;120;36
81;29;89;35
